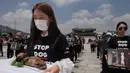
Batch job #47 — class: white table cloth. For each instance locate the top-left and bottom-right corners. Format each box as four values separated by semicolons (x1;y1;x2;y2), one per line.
0;58;52;73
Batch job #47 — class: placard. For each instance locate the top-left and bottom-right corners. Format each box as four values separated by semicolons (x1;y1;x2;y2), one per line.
107;49;130;70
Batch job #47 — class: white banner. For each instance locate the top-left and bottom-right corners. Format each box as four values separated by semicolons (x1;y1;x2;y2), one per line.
0;58;52;73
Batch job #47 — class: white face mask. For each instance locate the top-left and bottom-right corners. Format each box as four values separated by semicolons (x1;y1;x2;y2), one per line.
34;19;48;31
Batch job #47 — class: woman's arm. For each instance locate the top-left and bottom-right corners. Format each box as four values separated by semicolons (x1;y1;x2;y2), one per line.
55;35;74;73
43;34;74;73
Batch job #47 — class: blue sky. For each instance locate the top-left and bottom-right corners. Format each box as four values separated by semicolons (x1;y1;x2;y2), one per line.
0;0;130;34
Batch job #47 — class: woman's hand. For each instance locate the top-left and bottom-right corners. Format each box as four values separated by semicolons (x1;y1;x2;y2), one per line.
43;65;59;73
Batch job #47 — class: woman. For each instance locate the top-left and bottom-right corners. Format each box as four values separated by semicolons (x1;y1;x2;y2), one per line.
102;21;130;73
17;2;74;73
14;32;25;56
90;39;96;52
107;21;130;49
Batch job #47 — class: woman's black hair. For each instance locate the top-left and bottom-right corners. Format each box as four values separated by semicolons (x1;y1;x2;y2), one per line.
30;2;61;44
116;21;128;30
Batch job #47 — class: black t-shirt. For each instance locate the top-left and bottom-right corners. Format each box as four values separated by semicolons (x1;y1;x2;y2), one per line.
104;36;130;72
107;36;130;50
26;34;70;62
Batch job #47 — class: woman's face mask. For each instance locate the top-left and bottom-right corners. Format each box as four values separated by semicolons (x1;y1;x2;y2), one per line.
34;19;48;31
34;9;50;31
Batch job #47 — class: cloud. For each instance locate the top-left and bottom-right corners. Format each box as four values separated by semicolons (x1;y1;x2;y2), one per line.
58;4;130;34
18;2;29;7
1;3;130;35
113;14;130;23
50;0;81;7
1;8;32;33
72;10;92;19
99;4;112;9
2;12;15;22
96;4;112;16
113;14;130;32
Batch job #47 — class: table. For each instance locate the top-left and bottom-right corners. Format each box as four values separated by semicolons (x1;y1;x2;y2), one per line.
0;58;52;73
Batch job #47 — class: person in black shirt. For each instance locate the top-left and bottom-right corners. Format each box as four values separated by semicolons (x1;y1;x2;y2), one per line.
102;21;130;73
14;32;25;56
107;22;130;49
17;2;74;73
66;34;75;62
7;33;14;58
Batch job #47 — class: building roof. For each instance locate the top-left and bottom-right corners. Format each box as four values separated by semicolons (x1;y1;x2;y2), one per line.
72;32;96;36
72;28;96;32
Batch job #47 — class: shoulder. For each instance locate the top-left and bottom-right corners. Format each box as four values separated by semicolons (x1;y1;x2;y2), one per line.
110;36;117;40
60;34;67;43
58;34;66;40
57;34;68;44
107;36;116;43
124;35;130;38
124;36;130;40
54;34;68;48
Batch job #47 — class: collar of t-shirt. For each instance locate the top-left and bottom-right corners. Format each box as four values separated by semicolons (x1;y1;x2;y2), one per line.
41;31;48;37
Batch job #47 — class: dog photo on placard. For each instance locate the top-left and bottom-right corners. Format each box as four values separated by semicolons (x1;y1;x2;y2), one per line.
108;49;130;68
